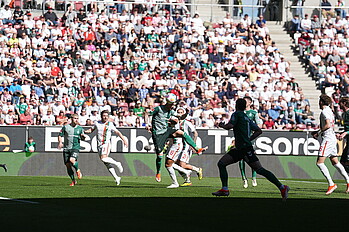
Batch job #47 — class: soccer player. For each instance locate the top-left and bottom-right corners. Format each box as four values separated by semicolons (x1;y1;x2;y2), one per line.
239;96;263;188
165;107;203;188
338;97;349;173
146;93;207;182
212;98;290;200
85;110;128;185
0;164;7;172
312;94;349;194
58;114;85;186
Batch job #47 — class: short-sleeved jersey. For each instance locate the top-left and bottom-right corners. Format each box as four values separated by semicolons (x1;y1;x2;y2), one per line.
174;119;196;144
245;109;262;125
229;111;259;150
59;124;84;150
151;105;174;134
94;120;119;146
319;105;336;140
343;109;349;134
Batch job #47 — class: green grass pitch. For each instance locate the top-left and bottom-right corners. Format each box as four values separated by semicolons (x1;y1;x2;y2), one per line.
1;176;349;231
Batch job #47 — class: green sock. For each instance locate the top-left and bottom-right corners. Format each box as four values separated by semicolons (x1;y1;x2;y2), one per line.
67;167;75;181
183;132;198;150
156;155;162;174
218;161;229;188
252;169;257;179
239;160;247;181
72;161;79;171
256;167;282;188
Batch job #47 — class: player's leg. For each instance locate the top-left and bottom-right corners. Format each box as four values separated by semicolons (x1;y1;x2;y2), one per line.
179;145;203;180
238;160;248;188
99;144;122;185
317;141;337;194
340;140;349;173
153;133;168;182
70;150;82;179
0;164;7;172
63;151;76;186
251;169;257;187
330;156;349;193
172;130;208;154
165;142;182;188
173;162;192;186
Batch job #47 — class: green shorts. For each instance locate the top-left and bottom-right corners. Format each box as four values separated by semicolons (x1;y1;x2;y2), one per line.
152;127;177;155
63;149;79;164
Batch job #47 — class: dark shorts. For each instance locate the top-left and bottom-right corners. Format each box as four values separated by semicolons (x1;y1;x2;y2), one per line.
226;146;259;164
63;149;79;164
152;127;177;155
341;137;349;163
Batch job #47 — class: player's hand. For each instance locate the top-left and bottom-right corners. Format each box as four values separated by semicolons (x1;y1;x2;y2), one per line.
81;134;86;141
57;142;63;150
311;131;318;139
218;121;226;128
123;140;128;148
339;132;347;140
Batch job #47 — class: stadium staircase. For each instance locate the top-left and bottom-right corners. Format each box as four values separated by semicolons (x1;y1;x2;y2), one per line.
192;0;227;22
268;23;321;118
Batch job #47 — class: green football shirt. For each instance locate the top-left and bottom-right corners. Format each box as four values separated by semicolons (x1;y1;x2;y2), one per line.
59;124;84;150
343;109;349;134
151;105;174;135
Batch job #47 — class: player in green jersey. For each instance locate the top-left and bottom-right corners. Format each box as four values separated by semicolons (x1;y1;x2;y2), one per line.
239;96;263;188
212;98;290;200
58;114;85;186
338;97;349;173
146;93;207;182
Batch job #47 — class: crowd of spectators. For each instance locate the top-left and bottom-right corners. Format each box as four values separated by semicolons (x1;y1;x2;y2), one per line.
290;0;349;121
0;2;315;130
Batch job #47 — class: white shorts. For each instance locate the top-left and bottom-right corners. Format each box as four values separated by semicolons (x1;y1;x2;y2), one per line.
178;144;192;163
166;142;183;161
98;143;111;156
318;139;337;157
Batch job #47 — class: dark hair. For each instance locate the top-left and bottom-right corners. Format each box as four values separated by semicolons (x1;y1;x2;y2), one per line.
243;96;252;103
100;110;109;116
339;97;349;108
319;94;332;106
236;98;247;111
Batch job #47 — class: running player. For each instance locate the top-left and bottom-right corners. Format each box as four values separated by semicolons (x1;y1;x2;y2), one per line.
85;110;128;185
0;164;7;172
165;107;203;188
338;97;349;173
312;94;349;194
239;96;262;188
212;98;290;200
146;93;207;182
58;114;85;186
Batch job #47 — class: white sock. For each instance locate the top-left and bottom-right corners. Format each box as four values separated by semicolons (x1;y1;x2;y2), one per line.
101;157;118;166
334;163;349;183
108;167;119;181
172;163;191;176
191;166;200;173
317;163;335;186
166;166;178;185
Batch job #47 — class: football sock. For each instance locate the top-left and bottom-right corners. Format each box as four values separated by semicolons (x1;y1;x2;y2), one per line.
191;166;200;173
72;161;79;171
252;170;257;179
156;155;162;174
342;164;349;173
172;163;191;176
317;163;335;186
67;167;75;181
166;166;178;185
218;160;229;188
239;160;247;181
256;167;282;188
108;167;119;181
333;163;349;183
101;157;118;166
182;132;198;150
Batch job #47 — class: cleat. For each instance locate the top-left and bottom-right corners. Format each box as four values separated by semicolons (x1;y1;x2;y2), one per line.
76;169;83;179
346;184;349;194
212;189;230;197
180;182;193;187
155;173;161;182
281;185;290;201
115;162;124;173
197;146;208;155
197;167;203;180
115;176;121;186
1;164;7;172
69;180;77;186
167;183;179;188
252;178;257;187
325;184;337;195
243;180;248;188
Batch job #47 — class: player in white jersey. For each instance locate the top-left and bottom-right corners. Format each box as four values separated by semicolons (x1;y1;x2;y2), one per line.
165;107;203;188
312;94;349;195
85;110;128;185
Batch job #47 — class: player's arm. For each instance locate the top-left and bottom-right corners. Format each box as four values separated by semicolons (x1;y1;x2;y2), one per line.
84;125;96;134
146;106;159;132
250;121;262;141
188;121;198;142
218;121;234;130
57;126;65;150
113;129;128;148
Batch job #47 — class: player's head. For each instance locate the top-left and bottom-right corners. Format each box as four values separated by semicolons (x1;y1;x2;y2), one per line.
28;136;33;142
319;94;332;108
339;97;349;110
101;110;109;122
236;98;247;111
176;107;188;120
165;93;177;105
71;114;79;125
243;96;252;107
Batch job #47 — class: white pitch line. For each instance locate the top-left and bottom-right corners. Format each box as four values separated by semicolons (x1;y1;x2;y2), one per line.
0;197;39;204
280;180;347;185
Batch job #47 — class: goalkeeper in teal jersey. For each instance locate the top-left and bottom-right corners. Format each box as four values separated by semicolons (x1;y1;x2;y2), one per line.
146;93;208;182
58;114;85;186
212;98;290;200
239;96;263;188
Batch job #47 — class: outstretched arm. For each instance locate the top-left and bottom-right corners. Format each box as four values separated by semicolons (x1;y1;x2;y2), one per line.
114;129;128;148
